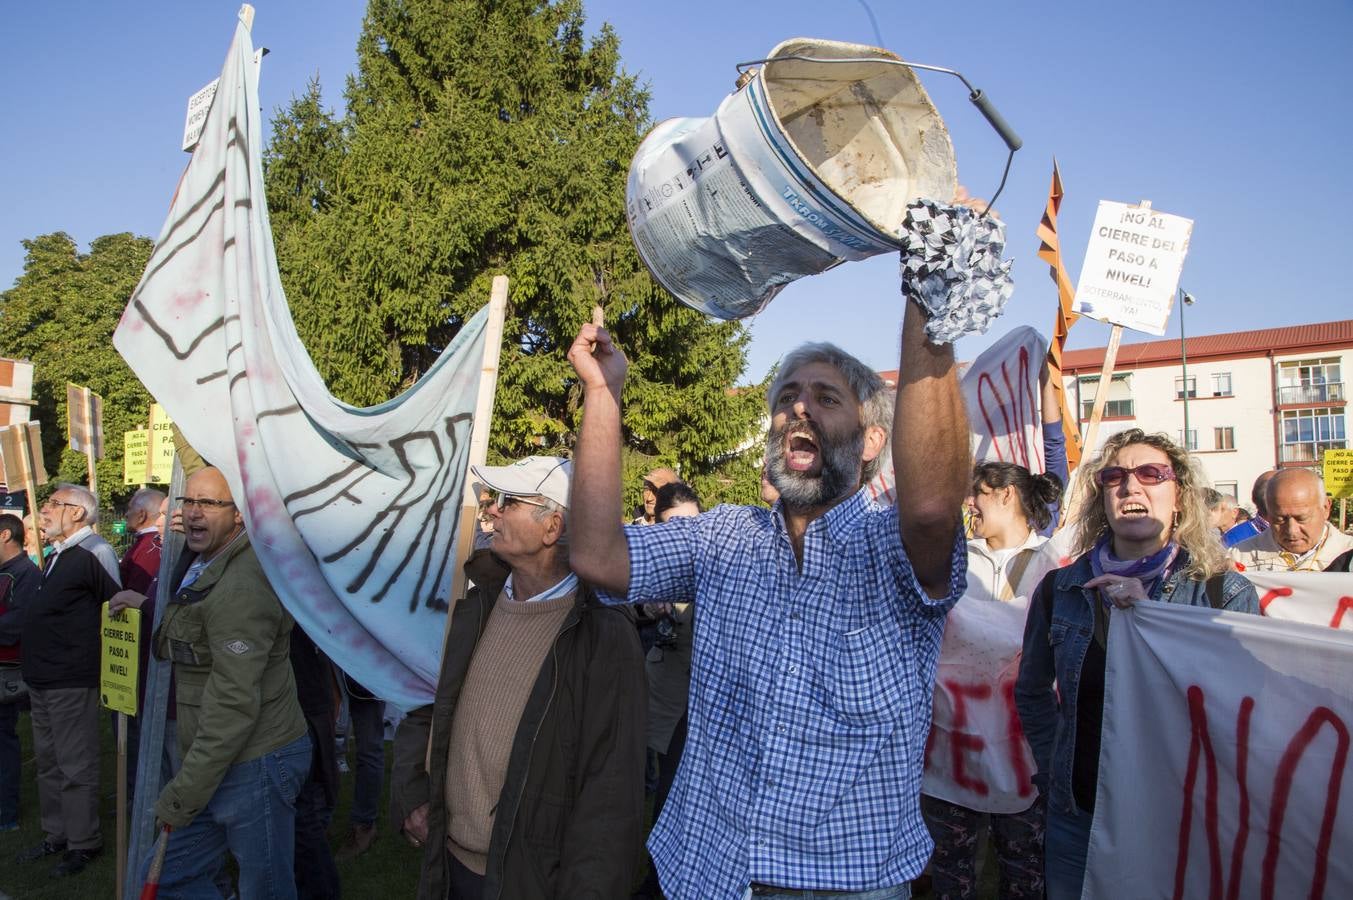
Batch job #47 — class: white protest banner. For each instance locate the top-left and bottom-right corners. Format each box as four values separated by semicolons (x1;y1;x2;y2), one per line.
961;326;1048;472
1085;603;1353;900
115;20;491;711
864;325;1050;508
1073;200;1192;336
923;596;1038;813
1246;570;1353;630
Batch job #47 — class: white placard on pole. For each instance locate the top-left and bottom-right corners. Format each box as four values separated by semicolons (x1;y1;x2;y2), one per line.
181;45;265;153
1072;200;1193;336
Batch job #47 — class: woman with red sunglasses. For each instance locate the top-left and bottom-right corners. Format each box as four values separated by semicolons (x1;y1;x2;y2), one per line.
1013;428;1258;900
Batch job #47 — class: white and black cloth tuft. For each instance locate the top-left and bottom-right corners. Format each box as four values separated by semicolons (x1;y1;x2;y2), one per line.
898;200;1015;345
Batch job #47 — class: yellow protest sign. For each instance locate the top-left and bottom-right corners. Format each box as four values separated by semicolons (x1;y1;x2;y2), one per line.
123;429;150;485
100;604;141;715
149;403;175;483
1324;449;1353;500
122;403;176;485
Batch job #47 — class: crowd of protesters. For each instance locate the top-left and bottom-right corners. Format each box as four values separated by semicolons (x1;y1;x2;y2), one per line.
2;316;1351;900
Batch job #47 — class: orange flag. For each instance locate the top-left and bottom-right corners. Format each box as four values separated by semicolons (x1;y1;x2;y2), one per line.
1035;160;1083;469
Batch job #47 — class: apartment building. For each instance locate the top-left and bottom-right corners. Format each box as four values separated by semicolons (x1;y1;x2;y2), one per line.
1061;320;1353;504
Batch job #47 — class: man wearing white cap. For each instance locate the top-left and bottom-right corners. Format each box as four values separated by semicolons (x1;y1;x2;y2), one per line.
391;455;647;900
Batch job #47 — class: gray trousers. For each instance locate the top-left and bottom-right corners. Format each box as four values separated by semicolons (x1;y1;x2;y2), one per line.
29;686;102;849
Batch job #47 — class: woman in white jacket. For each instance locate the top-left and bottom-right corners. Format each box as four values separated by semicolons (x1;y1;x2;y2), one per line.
966;462;1066;604
922;461;1063;900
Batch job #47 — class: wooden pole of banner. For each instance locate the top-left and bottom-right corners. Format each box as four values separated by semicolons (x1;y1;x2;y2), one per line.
428;279;507;776
115;711;127;900
84;389;99;501
146;409;157;485
16;424;44;567
123;456;184;900
1062;324;1124;525
446;276;509;610
1341;498;1347;532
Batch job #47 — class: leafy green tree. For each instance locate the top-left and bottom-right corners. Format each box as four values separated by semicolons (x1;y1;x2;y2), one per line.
0;231;157;508
264;0;767;509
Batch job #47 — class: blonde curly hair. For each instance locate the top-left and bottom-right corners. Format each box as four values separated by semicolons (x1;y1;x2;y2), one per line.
1071;428;1230;580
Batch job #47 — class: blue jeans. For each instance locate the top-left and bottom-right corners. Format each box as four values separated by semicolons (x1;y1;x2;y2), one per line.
348;694;385;826
1044;804;1092;900
745;886;910;899
142;733;312;899
0;700;19;827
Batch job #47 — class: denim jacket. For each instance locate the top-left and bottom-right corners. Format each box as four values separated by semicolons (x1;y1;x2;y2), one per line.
1013;549;1258;815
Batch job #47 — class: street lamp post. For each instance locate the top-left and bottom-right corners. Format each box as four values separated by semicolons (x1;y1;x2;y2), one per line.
1179;288;1195;449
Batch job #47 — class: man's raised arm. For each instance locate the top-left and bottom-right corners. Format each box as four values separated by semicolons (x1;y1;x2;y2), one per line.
566;323;632;594
893;300;970;597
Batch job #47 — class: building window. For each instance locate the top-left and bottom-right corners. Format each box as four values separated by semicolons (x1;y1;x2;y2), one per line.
1279;407;1347;463
1175;376;1197;400
1210;373;1233;397
1215;481;1238;500
1214;426;1235;450
1178;429;1198;451
1079;373;1134;419
1277;358;1344;405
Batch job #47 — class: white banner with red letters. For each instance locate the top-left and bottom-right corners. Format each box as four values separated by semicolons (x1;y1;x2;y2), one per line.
1246;570;1353;630
865;325;1048;507
923;596;1039;814
1084;602;1353;900
921;567;1353;819
962;325;1047;472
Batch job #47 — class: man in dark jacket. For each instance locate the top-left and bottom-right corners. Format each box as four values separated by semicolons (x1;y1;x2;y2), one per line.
0;513;41;831
391;455;646;900
17;484;121;876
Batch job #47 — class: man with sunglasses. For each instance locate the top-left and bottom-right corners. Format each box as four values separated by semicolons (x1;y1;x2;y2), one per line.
16;484;120;876
133;465;310;897
392;455;647;900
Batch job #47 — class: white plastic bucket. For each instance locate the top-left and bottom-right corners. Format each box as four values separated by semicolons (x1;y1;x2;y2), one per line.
626;38;957;320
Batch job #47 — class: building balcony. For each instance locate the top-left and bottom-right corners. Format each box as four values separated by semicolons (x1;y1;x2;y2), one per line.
1279;440;1347;464
1278;382;1344;405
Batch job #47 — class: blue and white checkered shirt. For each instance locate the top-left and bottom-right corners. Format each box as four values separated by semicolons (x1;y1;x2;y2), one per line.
600;489;966;899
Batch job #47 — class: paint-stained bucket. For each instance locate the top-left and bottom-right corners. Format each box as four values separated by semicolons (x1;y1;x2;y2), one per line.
626;38;957;320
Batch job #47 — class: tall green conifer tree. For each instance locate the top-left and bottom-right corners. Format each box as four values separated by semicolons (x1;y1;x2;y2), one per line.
265;0;767;508
0;232;157;502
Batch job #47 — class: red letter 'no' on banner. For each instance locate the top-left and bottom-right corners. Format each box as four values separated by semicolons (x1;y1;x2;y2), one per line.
1173;687;1349;900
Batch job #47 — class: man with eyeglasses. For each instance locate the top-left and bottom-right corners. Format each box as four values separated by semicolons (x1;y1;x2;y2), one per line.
130;465;310;897
391;455;647;900
16;484;120;876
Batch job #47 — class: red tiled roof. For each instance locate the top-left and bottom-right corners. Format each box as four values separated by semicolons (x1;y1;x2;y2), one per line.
1061;320;1353;371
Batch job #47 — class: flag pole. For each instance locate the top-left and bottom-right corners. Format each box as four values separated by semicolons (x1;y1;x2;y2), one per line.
1061;324;1124;520
116;710;127;900
446;276;509;609
85;388;99;500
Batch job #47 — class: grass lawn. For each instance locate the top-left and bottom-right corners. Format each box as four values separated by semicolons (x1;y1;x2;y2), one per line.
0;709;421;899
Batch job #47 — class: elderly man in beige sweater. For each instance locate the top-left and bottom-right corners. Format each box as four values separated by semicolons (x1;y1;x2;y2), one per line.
391;456;647;900
1230;468;1353;571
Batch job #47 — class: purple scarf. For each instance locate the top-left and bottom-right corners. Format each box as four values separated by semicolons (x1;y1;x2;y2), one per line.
1089;533;1179;601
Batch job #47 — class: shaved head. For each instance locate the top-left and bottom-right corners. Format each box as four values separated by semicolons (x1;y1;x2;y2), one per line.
1265;469;1330;555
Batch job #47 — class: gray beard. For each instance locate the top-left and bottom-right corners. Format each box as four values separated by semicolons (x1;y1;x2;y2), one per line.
765;422;864;511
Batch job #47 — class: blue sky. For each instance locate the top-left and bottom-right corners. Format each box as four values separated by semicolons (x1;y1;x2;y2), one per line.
3;0;1349;381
